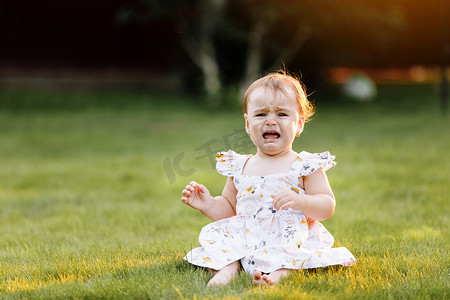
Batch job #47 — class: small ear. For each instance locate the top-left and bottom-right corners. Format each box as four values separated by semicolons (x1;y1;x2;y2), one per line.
244;113;250;133
296;117;305;136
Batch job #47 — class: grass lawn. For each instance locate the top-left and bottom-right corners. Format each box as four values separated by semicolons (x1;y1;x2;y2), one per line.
0;84;448;299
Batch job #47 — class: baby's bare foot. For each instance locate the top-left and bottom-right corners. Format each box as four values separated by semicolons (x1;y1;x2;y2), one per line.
207;261;240;286
252;271;269;286
252;269;290;286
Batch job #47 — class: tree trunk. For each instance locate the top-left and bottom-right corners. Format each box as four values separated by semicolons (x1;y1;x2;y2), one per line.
181;37;221;98
239;17;271;100
179;0;225;102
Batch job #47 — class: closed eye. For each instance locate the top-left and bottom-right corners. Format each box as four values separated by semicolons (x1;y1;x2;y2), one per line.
278;112;288;117
255;113;266;117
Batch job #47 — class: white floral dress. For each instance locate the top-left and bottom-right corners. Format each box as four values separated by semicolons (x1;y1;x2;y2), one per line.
184;150;356;274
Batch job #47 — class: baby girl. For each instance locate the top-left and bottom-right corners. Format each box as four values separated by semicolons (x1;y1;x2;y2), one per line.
181;71;356;286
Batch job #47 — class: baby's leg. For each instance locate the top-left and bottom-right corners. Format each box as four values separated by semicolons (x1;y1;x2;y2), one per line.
252;269;291;286
207;261;240;286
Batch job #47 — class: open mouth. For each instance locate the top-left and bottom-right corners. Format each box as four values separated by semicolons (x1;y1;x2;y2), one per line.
262;131;280;140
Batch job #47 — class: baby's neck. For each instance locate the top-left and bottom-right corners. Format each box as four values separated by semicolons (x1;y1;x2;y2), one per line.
242;150;297;176
254;148;295;159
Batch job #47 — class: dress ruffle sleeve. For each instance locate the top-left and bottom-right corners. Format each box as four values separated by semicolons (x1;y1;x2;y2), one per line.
290;151;336;177
216;150;249;176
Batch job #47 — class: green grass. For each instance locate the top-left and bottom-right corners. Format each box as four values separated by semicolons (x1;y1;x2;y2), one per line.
0;84;448;299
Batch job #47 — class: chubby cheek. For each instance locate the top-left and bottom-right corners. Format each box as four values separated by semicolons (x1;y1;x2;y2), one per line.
247;120;264;136
248;130;262;145
281;122;297;142
280;133;293;144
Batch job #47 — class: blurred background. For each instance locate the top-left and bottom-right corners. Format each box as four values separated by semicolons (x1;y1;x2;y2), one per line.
0;2;449;297
0;0;448;106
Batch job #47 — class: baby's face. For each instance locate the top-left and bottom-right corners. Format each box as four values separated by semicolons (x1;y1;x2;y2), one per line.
245;87;303;156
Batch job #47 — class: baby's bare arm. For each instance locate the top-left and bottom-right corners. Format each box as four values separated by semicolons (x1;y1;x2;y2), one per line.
300;168;335;220
181;177;237;221
272;168;335;221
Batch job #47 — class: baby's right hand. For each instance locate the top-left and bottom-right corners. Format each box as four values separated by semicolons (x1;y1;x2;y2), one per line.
181;181;213;212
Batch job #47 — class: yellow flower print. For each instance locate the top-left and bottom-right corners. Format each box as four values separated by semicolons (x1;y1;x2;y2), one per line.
295;157;302;162
245;186;256;195
292;260;297;266
222;249;230;253
296;241;302;248
216;153;224;160
203;257;212;262
260;194;263;198
203;240;216;245
263;249;268;254
315;250;323;255
290;186;300;194
246;229;250;233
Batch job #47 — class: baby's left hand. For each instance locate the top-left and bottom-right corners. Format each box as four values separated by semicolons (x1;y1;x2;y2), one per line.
272;190;303;211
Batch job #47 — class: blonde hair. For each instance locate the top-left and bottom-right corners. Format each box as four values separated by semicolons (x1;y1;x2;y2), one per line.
243;71;315;122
